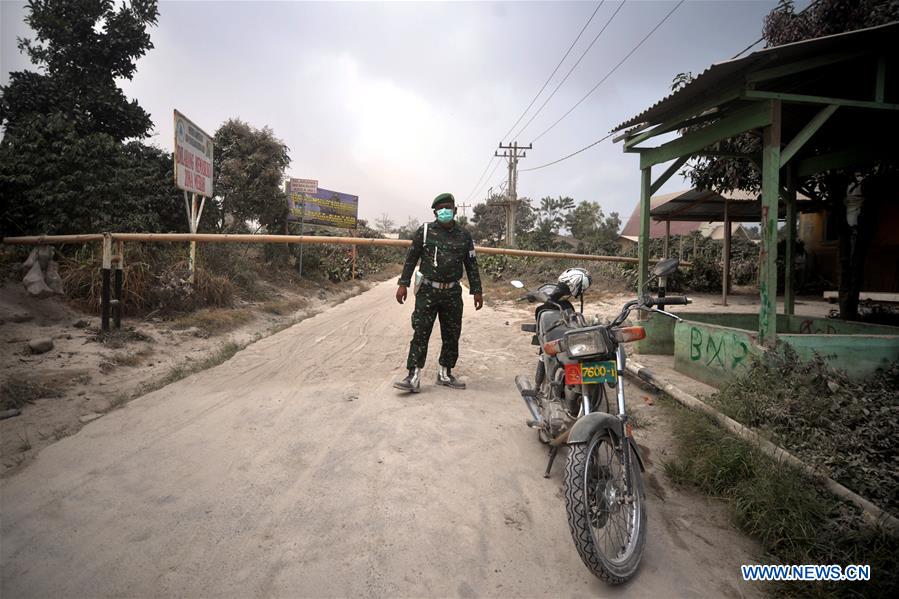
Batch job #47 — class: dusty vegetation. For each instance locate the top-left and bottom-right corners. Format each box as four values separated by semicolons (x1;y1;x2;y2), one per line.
707;347;899;516
1;376;64;411
663;401;899;598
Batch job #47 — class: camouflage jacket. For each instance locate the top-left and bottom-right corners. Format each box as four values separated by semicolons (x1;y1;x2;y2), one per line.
399;221;482;295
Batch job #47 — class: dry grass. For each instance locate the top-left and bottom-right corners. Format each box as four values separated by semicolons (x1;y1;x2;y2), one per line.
1;376;64;410
141;341;243;396
261;298;307;316
99;347;154;372
170;307;255;336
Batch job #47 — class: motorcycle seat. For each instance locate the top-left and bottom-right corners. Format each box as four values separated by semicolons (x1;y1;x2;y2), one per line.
539;310;568;341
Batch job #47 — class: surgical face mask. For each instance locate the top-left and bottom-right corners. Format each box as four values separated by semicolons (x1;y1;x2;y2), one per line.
436;208;454;223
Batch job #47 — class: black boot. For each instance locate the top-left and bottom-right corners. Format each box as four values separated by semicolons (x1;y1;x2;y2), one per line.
393;367;421;393
436;366;466;389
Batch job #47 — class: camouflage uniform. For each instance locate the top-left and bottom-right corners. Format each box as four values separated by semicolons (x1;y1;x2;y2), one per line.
399;220;482;370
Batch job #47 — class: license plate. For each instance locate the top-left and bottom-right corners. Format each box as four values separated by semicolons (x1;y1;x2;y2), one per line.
565;361;617;385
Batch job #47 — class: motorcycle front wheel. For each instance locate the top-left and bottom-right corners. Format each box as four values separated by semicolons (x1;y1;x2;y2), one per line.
564;429;646;584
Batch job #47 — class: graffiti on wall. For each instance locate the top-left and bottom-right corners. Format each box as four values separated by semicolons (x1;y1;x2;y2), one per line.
798;319;837;335
688;326;753;372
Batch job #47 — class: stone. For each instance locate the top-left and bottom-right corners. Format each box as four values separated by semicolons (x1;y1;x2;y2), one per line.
28;338;54;354
73;319;90;328
23;261;54;298
10;311;33;323
21;246;63;297
45;260;64;294
79;413;103;424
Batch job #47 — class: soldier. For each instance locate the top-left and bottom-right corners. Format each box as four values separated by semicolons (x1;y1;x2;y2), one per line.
394;193;483;393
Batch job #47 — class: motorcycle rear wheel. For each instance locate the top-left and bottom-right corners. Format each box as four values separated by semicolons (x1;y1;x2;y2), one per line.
564;429;646;584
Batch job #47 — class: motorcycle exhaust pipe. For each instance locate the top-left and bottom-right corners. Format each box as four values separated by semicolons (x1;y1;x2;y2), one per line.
514;375;543;426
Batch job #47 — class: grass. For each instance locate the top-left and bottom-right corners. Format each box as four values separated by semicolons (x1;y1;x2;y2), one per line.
170;307;255;336
1;376;64;410
99;347;154;372
16;430;32;452
94;327;155;349
261;298;307;316
141;341;243;396
662;401;899;598
705;348;899;517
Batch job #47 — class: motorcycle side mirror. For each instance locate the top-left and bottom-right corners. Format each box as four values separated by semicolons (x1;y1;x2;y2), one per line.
510;280;525;289
652;257;680;278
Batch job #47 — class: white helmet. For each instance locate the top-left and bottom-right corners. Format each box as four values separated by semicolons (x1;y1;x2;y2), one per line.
558;267;592;298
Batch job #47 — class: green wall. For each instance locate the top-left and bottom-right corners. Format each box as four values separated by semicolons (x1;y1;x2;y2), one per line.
778;334;899;378
673;321;762;388
639;311;899;356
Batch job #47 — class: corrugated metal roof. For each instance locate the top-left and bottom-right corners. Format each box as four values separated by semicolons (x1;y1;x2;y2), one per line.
612;22;898;133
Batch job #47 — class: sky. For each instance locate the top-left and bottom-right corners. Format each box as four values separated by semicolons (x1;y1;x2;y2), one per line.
1;0;810;229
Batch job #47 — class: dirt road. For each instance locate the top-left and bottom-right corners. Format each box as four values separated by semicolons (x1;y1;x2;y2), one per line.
1;280;762;598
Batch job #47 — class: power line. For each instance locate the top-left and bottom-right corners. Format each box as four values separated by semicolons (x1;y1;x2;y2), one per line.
467;2;604;203
463;155;497;203
500;1;605;143
517;0;817;174
532;0;686;143
513;0;626;141
730;0;823;59
470;157;504;203
520;132;615;172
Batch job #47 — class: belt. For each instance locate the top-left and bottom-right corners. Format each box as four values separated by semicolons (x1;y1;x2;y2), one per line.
422;277;459;289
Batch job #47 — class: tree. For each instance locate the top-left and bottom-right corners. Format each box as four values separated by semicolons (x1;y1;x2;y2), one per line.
2;0;158;142
203;119;290;234
396;216;420;240
531;196;575;250
0;0;187;236
681;0;899;319
470;194;535;246
374;213;395;234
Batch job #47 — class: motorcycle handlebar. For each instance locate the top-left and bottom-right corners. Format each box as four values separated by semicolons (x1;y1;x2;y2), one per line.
654;296;690;306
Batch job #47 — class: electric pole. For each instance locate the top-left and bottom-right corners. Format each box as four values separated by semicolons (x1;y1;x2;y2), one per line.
494;141;531;248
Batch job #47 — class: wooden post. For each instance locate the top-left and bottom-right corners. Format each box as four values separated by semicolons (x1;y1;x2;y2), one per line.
784;166;797;315
189;193;198;284
637;167;652;307
723;197;731;306
759;100;781;347
113;239;124;329
100;233;112;334
663;220;670;258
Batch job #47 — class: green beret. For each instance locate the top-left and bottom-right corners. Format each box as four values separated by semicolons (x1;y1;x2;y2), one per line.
432;193;456;209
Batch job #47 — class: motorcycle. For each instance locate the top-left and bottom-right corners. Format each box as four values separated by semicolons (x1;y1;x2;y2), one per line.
511;257;689;584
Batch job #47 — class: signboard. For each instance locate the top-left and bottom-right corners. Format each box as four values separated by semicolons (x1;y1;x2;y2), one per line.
289;178;318;195
288;186;359;229
174;110;214;197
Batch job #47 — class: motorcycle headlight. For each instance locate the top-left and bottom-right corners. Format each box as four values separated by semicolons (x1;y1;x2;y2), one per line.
566;330;607;357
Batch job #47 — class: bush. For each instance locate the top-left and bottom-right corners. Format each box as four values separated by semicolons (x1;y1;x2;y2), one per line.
664;403;899;598
618;233;759;293
707;347;899;516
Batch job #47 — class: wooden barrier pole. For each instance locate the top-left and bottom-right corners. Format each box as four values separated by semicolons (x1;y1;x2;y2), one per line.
113;240;124;329
3;233;690;267
100;233;112;334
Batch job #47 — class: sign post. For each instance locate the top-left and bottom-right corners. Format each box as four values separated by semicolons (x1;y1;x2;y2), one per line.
288;178;318;277
174;110;214;284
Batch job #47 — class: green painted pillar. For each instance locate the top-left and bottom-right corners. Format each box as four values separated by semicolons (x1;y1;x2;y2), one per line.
784;166;797;316
759;100;781;346
638;167;652;317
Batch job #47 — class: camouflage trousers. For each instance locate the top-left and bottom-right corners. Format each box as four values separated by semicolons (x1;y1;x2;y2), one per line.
406;284;464;370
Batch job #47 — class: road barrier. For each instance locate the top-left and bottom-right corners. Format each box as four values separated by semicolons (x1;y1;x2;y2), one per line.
3;232;685;332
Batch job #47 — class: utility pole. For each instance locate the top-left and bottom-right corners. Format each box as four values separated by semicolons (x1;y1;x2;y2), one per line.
456;203;472;218
494;141;531;248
